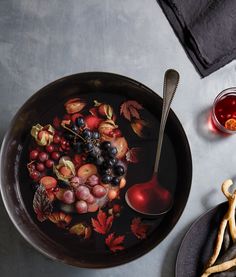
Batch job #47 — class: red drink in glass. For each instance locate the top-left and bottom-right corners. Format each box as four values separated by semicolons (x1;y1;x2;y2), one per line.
211;88;236;134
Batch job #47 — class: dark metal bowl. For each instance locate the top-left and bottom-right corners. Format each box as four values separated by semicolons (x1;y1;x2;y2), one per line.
0;72;192;268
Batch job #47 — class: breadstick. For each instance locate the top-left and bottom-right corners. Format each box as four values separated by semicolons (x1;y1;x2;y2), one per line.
201;257;236;277
206;217;228;268
223;179;236;241
201;179;236;276
206;180;236;268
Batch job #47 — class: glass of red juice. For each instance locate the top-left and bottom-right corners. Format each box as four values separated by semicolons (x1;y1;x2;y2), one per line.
211;88;236;134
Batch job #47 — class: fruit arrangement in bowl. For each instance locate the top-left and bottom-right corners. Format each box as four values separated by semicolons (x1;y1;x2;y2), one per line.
26;96;153;250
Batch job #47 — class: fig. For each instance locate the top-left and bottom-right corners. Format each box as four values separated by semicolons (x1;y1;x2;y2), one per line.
40;176;57;190
77;163;97;180
64;98;86;114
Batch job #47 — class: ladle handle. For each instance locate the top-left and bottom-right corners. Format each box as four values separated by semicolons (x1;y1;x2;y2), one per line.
153;69;180;174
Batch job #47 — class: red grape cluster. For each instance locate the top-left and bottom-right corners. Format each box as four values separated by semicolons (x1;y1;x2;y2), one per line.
61;175;107;214
62;175;107;214
28;133;70;181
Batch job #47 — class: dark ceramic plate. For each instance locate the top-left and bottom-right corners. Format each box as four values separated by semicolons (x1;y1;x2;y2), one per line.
0;72;192;268
176;202;227;277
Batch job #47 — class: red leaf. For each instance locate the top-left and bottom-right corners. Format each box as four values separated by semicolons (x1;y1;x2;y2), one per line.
126;147;141;163
120;102;131;121
127;100;143;110
105;233;125;252
33;185;53;222
129;106;140;120
120;100;143;122
91;210;113;235
131;218;149;239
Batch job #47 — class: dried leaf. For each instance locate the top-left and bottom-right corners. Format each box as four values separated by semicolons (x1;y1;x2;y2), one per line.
126;147;141;163
104;104;113;120
91;210;113;235
127;100;143;110
129;106;140;120
69;223;86;236
105;233;125;252
30;124;43;138
120;103;131;121
33;185;53;222
120;100;143;122
31;124;55;146
48;212;72;228
94;100;101;107
53;158;75;182
131;218;149;239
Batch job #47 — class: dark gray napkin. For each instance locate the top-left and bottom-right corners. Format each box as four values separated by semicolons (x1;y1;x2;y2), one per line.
158;0;236;77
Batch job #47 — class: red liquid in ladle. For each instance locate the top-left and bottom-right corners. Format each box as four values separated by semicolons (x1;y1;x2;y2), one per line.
126;174;172;215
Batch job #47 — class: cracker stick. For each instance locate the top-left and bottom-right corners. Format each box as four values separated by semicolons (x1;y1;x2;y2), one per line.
206;216;228;268
206;180;236;268
201;179;236;276
222;179;236;241
201;257;236;277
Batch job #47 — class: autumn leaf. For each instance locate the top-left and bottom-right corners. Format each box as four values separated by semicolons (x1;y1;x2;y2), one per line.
126;147;141;163
48;211;72;228
69;223;92;239
33;185;53;222
131;218;149;239
105;233;125;252
120;100;143;122
129;106;140;120
91;210;113;235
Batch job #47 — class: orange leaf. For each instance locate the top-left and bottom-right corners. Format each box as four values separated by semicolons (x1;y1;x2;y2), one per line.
120;100;143;122
91;210;113;235
105;233;125;252
131;218;149;239
129;106;140;119
127;100;142;110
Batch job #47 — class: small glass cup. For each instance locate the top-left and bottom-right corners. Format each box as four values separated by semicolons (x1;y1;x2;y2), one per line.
211;87;236;134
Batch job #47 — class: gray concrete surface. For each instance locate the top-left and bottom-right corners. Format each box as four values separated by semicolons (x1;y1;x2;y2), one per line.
1;0;236;276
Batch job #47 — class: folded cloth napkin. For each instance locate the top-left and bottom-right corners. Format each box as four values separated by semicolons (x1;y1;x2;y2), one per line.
158;0;236;77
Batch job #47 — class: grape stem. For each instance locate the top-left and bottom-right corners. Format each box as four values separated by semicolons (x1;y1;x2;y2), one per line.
27;160;35;173
61;123;85;142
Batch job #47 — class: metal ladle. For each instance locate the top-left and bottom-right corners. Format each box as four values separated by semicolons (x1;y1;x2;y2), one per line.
125;69;180;216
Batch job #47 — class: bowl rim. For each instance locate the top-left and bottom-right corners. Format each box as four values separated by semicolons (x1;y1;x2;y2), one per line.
0;71;192;268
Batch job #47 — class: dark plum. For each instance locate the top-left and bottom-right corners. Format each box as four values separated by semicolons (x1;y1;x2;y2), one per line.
76;116;85;128
114;165;125;176
101;174;112;184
